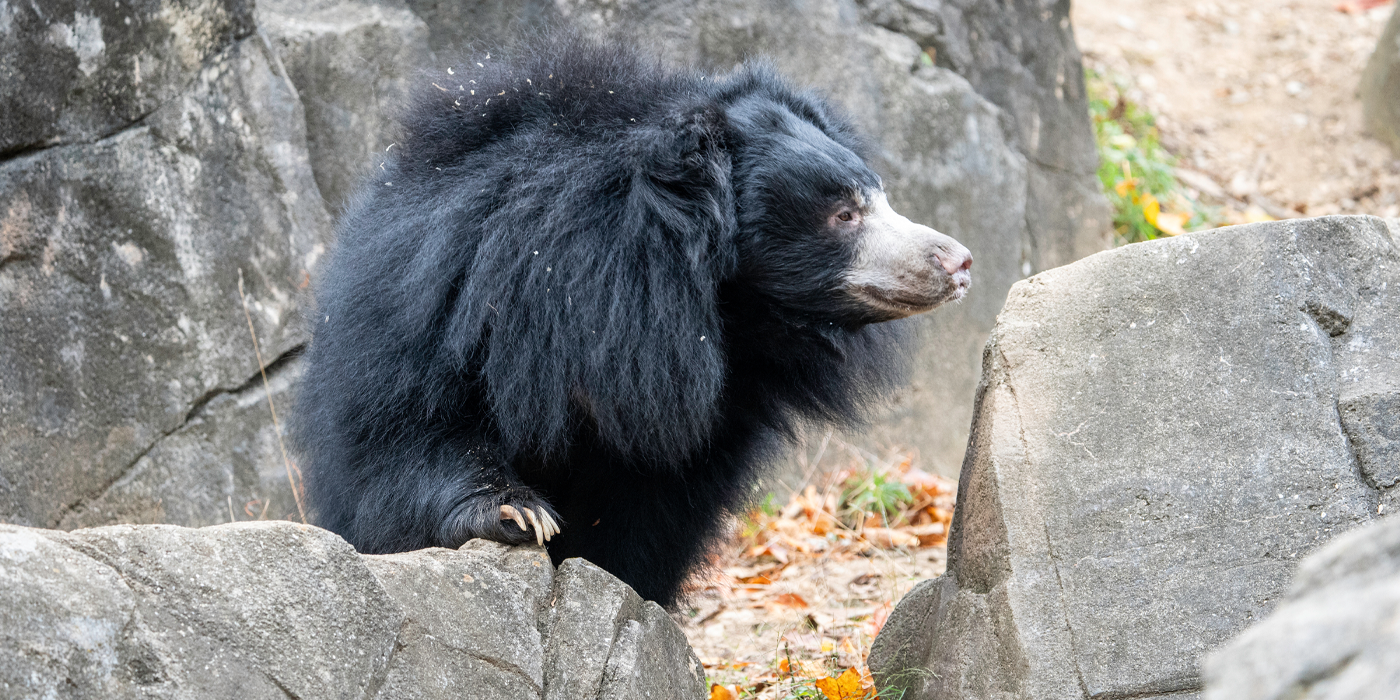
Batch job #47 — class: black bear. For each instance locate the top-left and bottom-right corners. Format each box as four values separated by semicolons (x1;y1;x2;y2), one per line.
294;34;971;607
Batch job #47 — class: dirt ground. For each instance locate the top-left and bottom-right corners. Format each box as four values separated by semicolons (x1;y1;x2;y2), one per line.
677;448;955;697
1073;0;1397;218
685;545;947;688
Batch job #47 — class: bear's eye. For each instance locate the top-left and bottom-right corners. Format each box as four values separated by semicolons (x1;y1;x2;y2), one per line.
837;211;854;222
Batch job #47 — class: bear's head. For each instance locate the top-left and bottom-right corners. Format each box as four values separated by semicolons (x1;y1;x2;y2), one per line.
723;85;972;328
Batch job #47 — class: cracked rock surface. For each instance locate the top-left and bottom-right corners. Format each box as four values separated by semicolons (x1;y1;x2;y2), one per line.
869;216;1400;700
0;521;705;700
0;15;331;529
1203;515;1400;700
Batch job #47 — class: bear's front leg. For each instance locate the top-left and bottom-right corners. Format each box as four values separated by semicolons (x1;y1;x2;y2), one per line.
439;484;563;548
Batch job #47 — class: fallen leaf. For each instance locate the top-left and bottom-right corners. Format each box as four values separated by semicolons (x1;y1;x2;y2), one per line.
703;660;752;670
900;468;948;491
748;542;791;563
1140;192;1162;224
1243;205;1274;223
869;602;894;637
806;610;835;632
1153;211;1189;236
862;527;920;548
849;572;881;586
1336;0;1392;13
708;683;739;700
769;592;809;608
815;668;870;700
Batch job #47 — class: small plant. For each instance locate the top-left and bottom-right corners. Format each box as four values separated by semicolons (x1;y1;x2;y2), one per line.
1087;69;1217;245
759;491;783;517
840;464;913;529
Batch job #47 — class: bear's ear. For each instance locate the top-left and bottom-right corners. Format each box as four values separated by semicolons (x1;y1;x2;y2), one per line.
623;102;738;276
456;98;738;464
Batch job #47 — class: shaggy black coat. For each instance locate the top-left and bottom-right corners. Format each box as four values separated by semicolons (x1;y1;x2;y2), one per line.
295;35;912;607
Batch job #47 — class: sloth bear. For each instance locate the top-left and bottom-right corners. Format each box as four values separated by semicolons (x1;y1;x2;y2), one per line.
294;34;971;607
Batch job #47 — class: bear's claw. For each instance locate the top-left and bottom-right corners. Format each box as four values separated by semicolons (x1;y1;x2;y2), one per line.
500;504;560;546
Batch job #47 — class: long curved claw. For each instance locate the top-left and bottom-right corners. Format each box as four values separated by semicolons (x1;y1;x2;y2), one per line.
522;507;544;547
538;510;554;541
540;510;560;541
500;504;528;532
499;504;561;545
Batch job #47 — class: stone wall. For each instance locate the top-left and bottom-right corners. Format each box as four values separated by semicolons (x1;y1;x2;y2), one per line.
1;1;326;530
869;216;1400;700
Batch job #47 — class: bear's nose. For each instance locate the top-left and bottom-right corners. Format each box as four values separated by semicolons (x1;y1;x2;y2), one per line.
935;247;973;275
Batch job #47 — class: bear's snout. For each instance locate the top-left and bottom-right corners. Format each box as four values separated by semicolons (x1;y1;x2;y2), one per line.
844;193;973;321
931;238;973;301
934;246;973;276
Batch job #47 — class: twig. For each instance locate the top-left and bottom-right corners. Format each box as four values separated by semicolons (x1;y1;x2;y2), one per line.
790;429;834;498
238;268;308;524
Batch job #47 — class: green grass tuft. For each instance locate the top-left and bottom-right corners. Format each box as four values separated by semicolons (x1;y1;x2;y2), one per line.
1087;69;1219;245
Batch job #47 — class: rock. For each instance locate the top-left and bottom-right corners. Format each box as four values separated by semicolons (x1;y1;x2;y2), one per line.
1203;516;1400;700
56;357;308;530
0;0;255;155
870;216;1400;700
1;28;331;527
0;526;136;697
1362;5;1400;153
1340;392;1400;489
257;0;431;214
1;521;399;699
543;559;707;700
401;0;558;56
0;522;706;700
364;541;552;699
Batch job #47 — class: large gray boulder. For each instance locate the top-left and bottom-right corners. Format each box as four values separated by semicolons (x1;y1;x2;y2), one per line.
0;521;705;700
401;0;556;58
1363;5;1400;153
1;17;331;529
870;216;1400;700
256;0;431;214
0;0;255;155
1203;516;1400;700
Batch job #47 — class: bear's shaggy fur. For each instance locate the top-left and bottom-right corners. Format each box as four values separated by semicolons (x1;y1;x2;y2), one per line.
295;34;968;607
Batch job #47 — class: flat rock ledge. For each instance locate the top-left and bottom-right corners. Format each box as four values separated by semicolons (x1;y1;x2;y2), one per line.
1203;515;1400;700
0;521;705;700
870;216;1400;700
